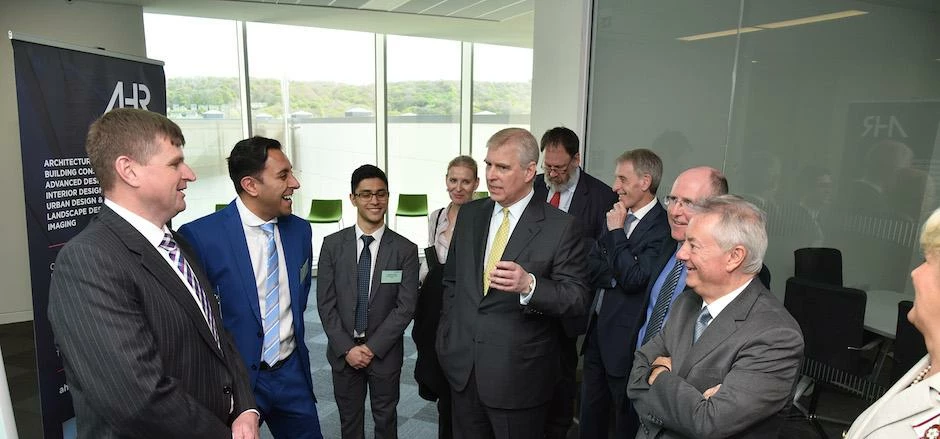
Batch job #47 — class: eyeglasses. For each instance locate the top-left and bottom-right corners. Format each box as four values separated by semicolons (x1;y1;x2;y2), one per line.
663;195;699;210
542;162;573;174
354;190;389;201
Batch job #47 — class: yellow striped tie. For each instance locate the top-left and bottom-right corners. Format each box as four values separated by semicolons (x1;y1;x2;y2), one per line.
483;208;511;295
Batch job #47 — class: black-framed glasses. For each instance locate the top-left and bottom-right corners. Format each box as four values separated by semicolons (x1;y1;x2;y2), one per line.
663;195;698;210
542;162;573;174
354;190;389;201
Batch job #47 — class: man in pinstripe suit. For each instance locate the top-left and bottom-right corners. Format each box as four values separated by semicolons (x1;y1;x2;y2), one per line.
48;109;259;438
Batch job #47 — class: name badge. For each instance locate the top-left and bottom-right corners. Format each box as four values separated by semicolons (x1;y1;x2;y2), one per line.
381;270;403;284
912;408;940;439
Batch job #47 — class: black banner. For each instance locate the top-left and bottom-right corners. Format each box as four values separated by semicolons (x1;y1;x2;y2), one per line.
11;35;165;438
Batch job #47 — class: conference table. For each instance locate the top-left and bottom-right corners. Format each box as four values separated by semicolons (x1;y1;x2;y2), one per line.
863;289;913;338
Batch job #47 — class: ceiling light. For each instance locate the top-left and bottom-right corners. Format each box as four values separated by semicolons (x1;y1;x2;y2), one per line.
677;27;762;42
756;10;868;29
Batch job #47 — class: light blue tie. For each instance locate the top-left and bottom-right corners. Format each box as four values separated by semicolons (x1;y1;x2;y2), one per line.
260;223;280;365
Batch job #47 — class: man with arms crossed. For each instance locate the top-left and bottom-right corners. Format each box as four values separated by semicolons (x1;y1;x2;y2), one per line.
179;136;322;438
317;165;419;439
436;128;588;439
580;149;669;439
48;108;258;438
627;195;804;438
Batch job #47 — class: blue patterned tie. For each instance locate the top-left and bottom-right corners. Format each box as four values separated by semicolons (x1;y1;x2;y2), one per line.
159;232;219;347
642;257;685;345
260;223;280;365
693;307;713;343
355;235;375;335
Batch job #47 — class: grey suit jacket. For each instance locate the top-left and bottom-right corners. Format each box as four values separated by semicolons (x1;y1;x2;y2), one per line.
845;355;940;438
627;279;804;439
435;197;589;409
48;206;255;439
316;226;419;374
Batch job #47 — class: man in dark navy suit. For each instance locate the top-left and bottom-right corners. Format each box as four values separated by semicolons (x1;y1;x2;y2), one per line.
580;149;670;439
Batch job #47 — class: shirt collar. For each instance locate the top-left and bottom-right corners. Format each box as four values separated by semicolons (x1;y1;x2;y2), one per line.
104;198;170;248
493;187;535;220
355;223;386;244
630;197;658;221
235;196;278;228
702;277;754;319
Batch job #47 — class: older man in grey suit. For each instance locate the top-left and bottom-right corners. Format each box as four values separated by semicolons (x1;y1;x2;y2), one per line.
627;195;804;439
48;109;258;438
317;164;419;439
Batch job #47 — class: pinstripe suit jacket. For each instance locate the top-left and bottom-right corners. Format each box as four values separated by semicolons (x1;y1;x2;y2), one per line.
48;206;256;438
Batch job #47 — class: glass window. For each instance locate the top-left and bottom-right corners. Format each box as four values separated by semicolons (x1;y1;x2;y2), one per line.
247;23;376;229
144;13;243;227
471;43;533;173
386;35;462;247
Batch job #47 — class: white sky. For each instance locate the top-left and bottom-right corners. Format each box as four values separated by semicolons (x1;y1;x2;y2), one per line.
143;13;532;84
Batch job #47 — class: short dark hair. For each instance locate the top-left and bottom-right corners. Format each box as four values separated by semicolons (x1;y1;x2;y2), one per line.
540;127;579;157
351;164;388;193
86;109;185;191
227;136;282;194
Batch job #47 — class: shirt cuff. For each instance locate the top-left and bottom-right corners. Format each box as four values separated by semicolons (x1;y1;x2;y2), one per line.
519;273;536;305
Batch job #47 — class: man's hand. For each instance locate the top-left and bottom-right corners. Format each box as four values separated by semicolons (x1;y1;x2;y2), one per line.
231;411;259;439
648;356;673;385
345;345;374;369
488;261;532;294
606;201;628;231
703;384;721;399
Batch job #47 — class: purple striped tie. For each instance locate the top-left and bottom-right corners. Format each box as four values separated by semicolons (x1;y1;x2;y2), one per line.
159;232;220;347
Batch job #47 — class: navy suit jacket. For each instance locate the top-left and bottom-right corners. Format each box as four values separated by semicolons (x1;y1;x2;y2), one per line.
584;201;670;376
179;202;315;395
534;168;617;336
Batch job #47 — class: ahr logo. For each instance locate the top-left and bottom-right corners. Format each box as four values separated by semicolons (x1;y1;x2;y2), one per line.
861;115;908;138
104;81;151;113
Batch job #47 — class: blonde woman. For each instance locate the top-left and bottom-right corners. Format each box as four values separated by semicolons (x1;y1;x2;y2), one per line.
412;155;479;439
845;207;940;438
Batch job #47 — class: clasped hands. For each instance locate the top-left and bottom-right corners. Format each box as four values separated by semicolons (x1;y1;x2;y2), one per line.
647;356;721;399
345;344;374;369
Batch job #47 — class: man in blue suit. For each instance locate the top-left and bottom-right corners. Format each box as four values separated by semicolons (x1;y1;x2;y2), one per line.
580;149;670;439
179;136;322;439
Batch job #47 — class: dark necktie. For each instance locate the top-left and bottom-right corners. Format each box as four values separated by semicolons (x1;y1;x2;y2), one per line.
549;191;561;208
355;235;374;335
159;232;219;347
694;307;713;343
642;257;685;345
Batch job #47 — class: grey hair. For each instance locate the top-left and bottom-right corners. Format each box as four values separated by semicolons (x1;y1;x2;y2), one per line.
617;148;663;195
694;195;767;274
487;128;539;168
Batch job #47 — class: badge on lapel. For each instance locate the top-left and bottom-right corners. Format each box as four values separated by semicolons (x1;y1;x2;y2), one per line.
381;270;403;284
912;409;940;439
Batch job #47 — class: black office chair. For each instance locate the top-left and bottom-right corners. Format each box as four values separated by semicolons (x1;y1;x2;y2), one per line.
784;277;885;438
794;247;842;286
892;300;927;381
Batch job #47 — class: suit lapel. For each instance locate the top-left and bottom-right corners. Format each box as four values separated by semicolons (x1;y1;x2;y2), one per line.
501;199;544;262
862;356;938;434
473;199;495;300
223;206;263;325
370;229;394;303
677;281;762;376
630;203;664;240
98;207;224;359
278;217;303;318
567;170;589;217
341;227;358;301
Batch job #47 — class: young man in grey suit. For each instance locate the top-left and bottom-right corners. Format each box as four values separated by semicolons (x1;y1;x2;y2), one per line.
627;195;804;439
436;128;589;439
317;164;419;439
48;109;258;438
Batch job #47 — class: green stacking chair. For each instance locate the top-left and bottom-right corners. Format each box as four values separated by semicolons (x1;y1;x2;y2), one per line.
306;199;343;224
215;203;227;211
473;191;489;200
395;194;429;217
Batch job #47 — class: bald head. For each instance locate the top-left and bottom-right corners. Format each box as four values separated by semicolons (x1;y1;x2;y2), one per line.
665;166;728;241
